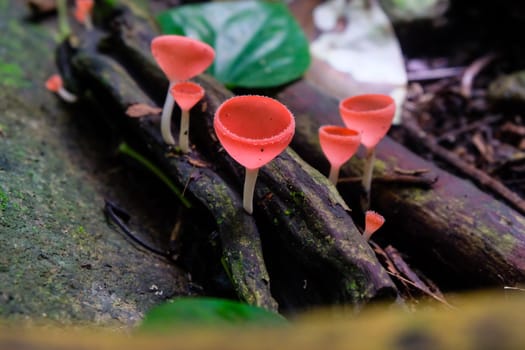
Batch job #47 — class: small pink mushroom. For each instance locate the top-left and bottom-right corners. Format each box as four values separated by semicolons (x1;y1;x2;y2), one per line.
151;35;215;146
214;95;295;214
318;125;361;185
45;74;77;103
363;210;385;241
74;0;94;30
339;94;395;209
170;81;205;153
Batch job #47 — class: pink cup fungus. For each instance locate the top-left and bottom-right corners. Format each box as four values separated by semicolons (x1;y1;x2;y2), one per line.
339;94;395;210
170;81;205;153
45;74;77;103
74;0;94;30
363;210;385;241
214;95;295;214
319;125;361;185
151;35;215;146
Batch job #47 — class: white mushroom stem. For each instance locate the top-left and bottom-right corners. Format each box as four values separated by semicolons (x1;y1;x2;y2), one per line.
243;168;259;214
161;81;176;145
361;147;376;211
57;88;77;103
328;164;341;185
179;109;190;153
84;15;93;31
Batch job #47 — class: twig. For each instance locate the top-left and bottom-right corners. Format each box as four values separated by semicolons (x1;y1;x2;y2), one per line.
407;67;465;82
385;245;442;299
104;199;171;258
403;117;525;216
504;286;525;292
370;242;454;308
436;115;502;143
170;207;184;243
393;167;430;176
386;271;456;309
338;174;437;188
460;53;499;98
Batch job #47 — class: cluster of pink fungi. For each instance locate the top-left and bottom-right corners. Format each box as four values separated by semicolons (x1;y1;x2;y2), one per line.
150;33;388;239
319;94;395;239
150;35;295;215
45;6;388;239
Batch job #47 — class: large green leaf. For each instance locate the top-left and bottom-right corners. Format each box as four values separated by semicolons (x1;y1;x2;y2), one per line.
139;297;287;331
156;1;311;88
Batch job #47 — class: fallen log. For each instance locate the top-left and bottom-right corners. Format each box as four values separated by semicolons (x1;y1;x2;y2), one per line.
58;3;397;311
279;81;525;287
70;48;278;311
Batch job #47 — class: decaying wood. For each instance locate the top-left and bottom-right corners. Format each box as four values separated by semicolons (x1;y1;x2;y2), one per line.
279;81;525;287
58;4;397;311
71;49;278;311
338;174;437;188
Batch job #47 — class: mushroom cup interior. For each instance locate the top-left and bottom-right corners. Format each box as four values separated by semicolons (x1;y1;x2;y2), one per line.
214;95;295;170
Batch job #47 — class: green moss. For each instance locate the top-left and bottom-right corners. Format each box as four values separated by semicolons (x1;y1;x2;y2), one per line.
0;186;8;211
0;61;29;88
477;223;515;255
374;157;389;174
0;2;188;324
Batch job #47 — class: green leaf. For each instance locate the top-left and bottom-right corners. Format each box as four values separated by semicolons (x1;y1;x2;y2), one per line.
139;297;287;331
156;1;311;88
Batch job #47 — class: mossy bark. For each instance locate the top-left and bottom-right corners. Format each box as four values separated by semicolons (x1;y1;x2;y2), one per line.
0;1;189;325
69;51;277;310
280;81;525;287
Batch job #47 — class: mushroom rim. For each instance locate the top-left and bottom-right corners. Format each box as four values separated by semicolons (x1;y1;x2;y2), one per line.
214;95;295;147
339;94;395;116
319;125;361;141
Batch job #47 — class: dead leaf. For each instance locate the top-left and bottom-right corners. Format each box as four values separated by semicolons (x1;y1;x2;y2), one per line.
187;157;210;168
472;132;494;163
501;121;525;136
126;103;162;118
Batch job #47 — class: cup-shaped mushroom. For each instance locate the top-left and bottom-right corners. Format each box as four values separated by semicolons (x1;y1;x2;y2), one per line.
364;210;385;241
74;0;94;28
319;125;360;169
339;94;395;150
170;81;205;112
151;35;215;83
45;74;62;93
319;125;361;184
45;74;77;103
214;95;295;171
214;95;295;214
170;81;205;153
152;35;215;145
